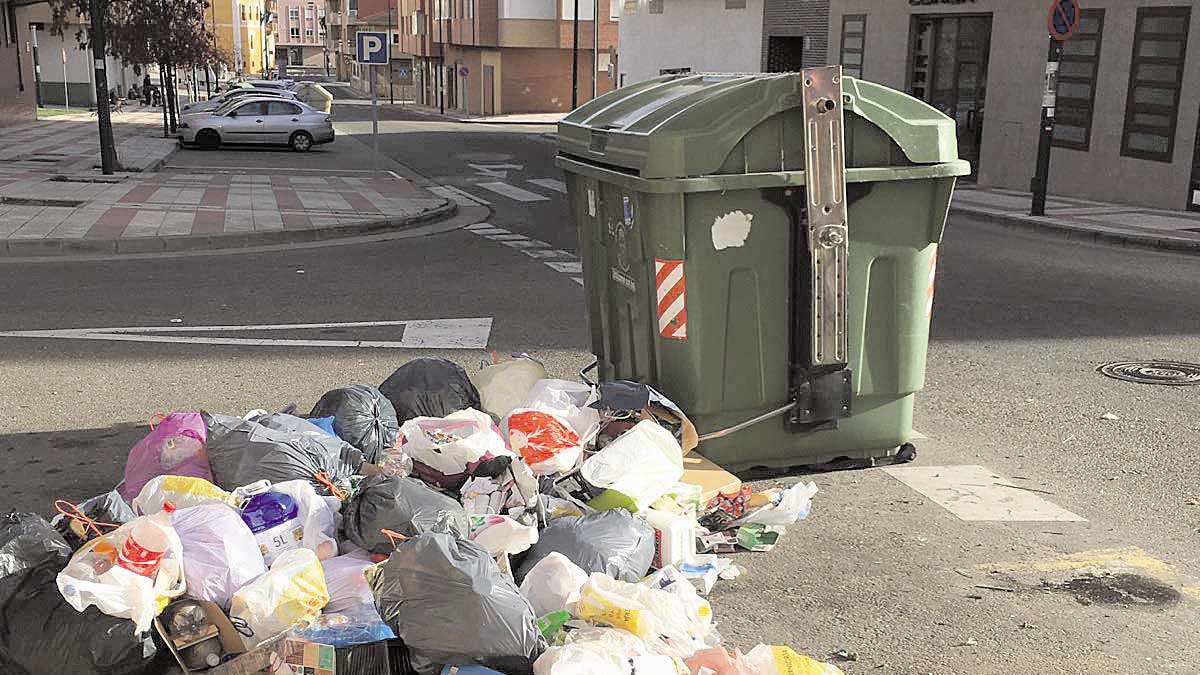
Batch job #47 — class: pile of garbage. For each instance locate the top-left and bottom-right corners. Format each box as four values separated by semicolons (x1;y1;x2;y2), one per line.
0;356;838;675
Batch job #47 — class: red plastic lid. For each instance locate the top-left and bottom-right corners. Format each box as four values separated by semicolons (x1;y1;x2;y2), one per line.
162;501;177;514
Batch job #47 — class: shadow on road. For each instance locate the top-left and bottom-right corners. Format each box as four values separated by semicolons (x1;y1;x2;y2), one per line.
0;423;144;513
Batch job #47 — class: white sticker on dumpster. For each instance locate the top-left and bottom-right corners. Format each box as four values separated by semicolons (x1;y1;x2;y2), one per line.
712;210;753;250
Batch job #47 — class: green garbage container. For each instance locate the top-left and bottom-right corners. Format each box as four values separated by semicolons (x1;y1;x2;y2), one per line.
556;67;970;471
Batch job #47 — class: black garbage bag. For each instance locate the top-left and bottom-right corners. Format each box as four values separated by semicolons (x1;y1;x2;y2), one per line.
371;532;545;675
0;557;167;675
309;384;400;464
379;358;481;424
205;412;365;495
342;475;468;554
0;512;71;578
50;491;135;551
515;509;654;584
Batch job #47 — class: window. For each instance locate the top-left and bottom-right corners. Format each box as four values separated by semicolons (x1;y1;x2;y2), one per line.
648;0;662;15
289;7;299;19
234;101;269;116
610;0;619;20
1121;6;1190;162
305;27;314;38
240;5;246;20
392;31;399;44
839;14;865;79
267;101;302;115
767;36;804;72
1052;9;1104;150
562;0;594;20
290;26;300;38
725;0;745;8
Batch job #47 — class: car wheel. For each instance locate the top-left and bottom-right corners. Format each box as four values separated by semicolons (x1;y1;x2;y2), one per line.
196;130;220;150
290;131;313;152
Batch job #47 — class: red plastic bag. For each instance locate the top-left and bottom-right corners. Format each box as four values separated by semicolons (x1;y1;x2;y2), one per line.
503;409;583;475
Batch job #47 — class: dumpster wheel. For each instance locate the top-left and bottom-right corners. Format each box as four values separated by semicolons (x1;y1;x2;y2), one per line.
895;443;917;464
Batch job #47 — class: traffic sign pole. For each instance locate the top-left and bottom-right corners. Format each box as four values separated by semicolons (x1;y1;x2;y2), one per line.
356;31;389;177
371;65;379;177
1032;0;1080;217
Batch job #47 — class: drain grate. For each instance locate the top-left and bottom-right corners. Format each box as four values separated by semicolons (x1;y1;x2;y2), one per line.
0;196;87;208
1097;361;1200;386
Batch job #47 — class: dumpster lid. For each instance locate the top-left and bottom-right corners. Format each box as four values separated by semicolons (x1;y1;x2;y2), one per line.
558;73;961;179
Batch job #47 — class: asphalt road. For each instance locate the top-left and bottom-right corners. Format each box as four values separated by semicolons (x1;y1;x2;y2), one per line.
0;99;1198;674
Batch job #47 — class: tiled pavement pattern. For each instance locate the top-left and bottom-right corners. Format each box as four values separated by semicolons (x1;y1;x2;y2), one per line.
0;109;173;174
0;172;444;241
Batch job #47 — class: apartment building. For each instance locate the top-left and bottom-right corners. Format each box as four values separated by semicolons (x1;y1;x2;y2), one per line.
381;0;619;114
618;0;829;85
828;0;1200;211
276;0;329;71
211;0;277;76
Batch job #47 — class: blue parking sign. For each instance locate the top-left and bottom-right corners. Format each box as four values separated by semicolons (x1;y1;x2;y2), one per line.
356;31;389;65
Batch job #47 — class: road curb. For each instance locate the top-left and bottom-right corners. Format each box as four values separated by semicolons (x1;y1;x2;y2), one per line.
952;206;1200;256
0;200;459;259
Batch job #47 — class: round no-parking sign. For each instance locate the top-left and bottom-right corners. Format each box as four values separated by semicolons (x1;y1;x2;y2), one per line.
1047;0;1081;41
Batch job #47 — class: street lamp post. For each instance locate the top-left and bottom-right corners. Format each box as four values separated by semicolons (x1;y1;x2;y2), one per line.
570;0;579;109
438;0;444;114
592;0;597;100
388;3;395;104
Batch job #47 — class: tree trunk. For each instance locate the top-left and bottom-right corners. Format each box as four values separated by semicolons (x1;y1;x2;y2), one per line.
88;0;117;174
166;62;178;133
159;62;169;137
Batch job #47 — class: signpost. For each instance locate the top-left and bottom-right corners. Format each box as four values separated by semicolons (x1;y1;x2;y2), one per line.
1031;0;1080;216
356;31;389;176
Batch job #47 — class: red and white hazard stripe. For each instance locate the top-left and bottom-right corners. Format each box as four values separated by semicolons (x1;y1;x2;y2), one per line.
655;258;688;340
926;245;938;319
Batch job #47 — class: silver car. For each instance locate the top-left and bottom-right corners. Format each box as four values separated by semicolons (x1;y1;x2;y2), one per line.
177;97;334;152
181;87;297;114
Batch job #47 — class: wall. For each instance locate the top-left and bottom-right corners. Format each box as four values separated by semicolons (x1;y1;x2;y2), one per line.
828;0;1200;210
618;0;764;84
761;0;828;68
499;45;604;111
0;0;36;126
501;0;555;19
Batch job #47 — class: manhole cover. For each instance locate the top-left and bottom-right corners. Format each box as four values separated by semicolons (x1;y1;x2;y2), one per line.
1097;361;1200;386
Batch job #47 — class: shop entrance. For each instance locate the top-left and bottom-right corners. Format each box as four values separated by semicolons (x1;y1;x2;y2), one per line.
909;14;992;176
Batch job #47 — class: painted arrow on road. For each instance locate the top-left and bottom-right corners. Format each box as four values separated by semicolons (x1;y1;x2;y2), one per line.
0;318;493;349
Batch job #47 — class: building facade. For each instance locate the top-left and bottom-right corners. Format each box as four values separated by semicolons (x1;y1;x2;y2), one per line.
276;0;328;71
388;0;619;114
1;0;36;126
211;0;276;76
617;0;829;85
828;0;1200;211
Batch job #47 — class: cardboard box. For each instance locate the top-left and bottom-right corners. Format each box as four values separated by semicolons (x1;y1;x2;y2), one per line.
154;599;290;675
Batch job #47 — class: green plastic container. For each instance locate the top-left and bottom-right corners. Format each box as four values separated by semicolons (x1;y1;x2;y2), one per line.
556;70;969;472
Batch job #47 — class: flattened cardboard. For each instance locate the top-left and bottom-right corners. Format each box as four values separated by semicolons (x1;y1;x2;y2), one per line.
680;453;741;503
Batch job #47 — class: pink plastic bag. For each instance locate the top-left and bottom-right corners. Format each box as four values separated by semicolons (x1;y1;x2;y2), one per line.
118;413;212;502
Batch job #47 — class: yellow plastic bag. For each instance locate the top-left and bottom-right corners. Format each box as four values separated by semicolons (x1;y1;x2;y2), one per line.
229;548;329;646
131;475;238;515
575;573;709;657
744;645;845;675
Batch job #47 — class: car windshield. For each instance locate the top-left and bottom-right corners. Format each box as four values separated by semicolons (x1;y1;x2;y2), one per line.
212;96;258;115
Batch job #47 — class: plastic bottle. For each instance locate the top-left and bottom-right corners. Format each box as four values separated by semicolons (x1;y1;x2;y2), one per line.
644;508;697;569
240;490;302;565
117;501;176;577
536;609;571;640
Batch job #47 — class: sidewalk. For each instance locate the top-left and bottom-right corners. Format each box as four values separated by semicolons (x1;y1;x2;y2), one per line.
951;185;1200;254
0;106;455;257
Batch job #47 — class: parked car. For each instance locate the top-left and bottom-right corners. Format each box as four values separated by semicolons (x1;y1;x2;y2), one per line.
177;97;334;152
181;87;297;114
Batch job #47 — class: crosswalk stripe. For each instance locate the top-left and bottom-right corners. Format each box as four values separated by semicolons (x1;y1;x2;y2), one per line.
477;181;551;202
465;223;495;231
523;249;574;259
546;261;583;274
486;233;528;241
503;239;550;249
572;277;584;286
528;178;567;194
470;227;510;235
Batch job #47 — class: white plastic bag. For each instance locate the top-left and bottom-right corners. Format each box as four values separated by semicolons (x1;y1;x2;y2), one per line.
321;551;383;622
575;573;709;658
131;475;237;515
534;627;648;675
519;551;589;617
581;421;684;511
744;645;845;675
474;357;548;419
398;408;514;488
469;514;540;557
270;480;340;560
229;548;329;646
55;520;186;633
730;482;818;527
172;503;266;609
503;408;584;475
523;379;601;443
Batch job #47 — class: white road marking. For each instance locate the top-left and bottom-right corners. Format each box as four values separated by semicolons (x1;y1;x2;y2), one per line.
0;318;492;350
883;465;1086;522
502;239;549;249
468;227;510;235
523;249;574;259
546;261;583;274
485;233;529;241
476;181;550;203
528;178;567;194
469;163;524;178
465;223;497;231
387;170;403;180
572;277;584;285
430;185;491;206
